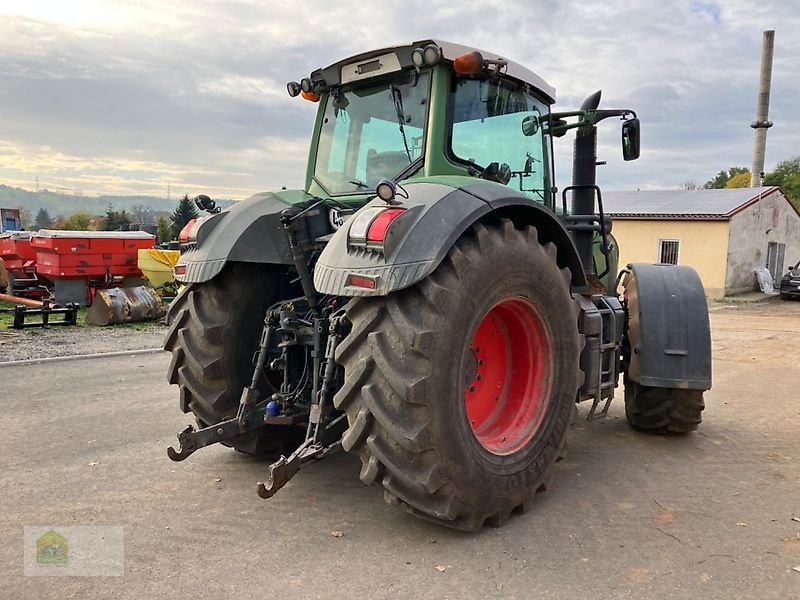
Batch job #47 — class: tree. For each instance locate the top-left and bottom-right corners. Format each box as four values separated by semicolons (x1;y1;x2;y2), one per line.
156;216;172;244
171;194;199;238
704;167;749;189
725;171;752;188
34;207;52;229
132;204;155;225
18;207;32;230
62;212;93;231
102;204;132;231
699;159;800;208
765;156;800;206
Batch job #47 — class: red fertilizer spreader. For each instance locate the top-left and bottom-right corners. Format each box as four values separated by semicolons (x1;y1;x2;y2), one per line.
0;231;49;299
31;230;156;305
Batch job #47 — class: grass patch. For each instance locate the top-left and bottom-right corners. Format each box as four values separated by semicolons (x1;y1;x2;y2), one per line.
0;300;14;328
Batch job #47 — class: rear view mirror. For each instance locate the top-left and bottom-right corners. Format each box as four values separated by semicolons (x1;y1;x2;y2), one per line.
521;115;539;136
622;118;640;161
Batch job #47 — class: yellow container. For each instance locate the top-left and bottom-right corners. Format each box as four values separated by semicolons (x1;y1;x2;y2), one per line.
137;248;180;288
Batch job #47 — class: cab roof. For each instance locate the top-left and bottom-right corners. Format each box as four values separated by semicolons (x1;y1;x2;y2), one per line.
311;39;556;103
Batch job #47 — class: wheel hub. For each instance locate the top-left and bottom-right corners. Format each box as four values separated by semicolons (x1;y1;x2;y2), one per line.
464;297;554;455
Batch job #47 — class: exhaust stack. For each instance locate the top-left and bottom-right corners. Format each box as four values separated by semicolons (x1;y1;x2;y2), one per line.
571;90;602;277
750;29;775;187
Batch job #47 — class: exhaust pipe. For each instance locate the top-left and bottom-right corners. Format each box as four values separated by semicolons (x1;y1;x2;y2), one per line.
571;90;602;276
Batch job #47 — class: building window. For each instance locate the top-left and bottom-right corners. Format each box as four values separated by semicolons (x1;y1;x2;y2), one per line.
658;239;680;265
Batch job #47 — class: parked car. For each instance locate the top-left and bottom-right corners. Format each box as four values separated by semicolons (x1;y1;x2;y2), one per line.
780;260;800;299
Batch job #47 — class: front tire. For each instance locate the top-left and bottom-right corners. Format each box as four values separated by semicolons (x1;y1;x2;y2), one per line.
623;374;704;434
334;220;582;530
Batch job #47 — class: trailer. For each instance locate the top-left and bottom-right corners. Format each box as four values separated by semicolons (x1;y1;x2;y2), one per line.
0;231;49;298
31;230;156;305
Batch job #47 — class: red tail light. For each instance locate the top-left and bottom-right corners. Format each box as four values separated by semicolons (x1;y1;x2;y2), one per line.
366;208;405;242
178;218;197;242
347;274;377;289
348;206;406;250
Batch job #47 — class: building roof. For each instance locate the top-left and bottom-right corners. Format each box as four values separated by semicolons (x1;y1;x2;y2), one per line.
603;186;782;220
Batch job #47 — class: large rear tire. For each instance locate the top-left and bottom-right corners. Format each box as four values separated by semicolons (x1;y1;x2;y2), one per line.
334;220;582;530
623;374;704;434
164;262;302;456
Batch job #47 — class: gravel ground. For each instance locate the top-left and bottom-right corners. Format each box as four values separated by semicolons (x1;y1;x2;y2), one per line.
0;321;166;362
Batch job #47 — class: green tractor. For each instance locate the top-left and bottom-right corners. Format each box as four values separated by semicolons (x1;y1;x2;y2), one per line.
165;40;711;530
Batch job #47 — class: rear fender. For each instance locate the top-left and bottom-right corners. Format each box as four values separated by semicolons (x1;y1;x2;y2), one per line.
175;191;314;283
313;181;586;296
622;263;712;390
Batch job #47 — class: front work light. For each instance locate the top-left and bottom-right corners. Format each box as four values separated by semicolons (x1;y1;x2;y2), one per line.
287;81;301;97
376;179;397;203
412;44;442;68
422;44;442;65
300;77;315;93
412;48;425;68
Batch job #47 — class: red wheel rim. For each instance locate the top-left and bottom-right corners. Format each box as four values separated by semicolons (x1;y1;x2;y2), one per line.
464;297;554;455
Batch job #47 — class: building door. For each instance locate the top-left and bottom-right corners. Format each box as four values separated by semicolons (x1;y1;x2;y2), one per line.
766;241;785;284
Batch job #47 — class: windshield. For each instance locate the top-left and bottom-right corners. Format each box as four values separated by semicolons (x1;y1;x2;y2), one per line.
313;71;430;195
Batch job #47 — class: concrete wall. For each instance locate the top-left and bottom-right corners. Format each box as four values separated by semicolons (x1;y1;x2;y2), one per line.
612;219;730;298
725;189;800;294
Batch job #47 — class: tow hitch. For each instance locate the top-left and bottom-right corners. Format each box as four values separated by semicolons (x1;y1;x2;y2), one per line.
166;295;347;498
256;436;342;498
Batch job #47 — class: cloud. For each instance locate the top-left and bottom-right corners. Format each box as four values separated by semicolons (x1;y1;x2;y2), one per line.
0;0;797;199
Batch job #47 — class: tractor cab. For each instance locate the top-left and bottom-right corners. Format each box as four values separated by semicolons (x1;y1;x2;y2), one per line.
289;40;558;209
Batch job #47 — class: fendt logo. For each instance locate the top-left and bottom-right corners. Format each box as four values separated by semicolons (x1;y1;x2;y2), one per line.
328;207;355;230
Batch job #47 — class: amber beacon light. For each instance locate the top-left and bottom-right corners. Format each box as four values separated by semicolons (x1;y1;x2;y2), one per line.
453;51;485;75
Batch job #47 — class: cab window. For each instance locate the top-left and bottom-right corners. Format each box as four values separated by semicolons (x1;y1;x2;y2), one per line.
449;76;549;203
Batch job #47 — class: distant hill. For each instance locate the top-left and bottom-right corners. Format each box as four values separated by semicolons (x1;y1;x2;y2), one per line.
0;184;236;218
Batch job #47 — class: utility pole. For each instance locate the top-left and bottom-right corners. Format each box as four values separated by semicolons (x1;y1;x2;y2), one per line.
750;29;775;187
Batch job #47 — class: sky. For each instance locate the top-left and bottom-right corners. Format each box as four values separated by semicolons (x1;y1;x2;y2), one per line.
0;0;797;201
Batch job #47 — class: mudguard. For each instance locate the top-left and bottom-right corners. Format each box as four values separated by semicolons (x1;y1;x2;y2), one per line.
175;190;313;283
622;263;712;390
313;180;586;296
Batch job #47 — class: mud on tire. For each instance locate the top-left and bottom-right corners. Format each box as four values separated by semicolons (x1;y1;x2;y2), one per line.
334;219;582;530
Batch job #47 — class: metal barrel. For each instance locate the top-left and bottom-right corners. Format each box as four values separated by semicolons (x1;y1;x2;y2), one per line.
86;286;166;326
